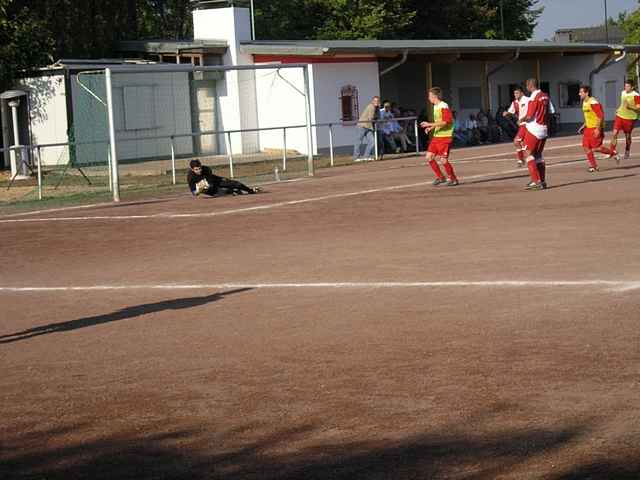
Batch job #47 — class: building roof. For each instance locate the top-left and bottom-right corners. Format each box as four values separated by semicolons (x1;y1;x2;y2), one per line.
554;25;626;44
119;39;228;55
241;39;640;57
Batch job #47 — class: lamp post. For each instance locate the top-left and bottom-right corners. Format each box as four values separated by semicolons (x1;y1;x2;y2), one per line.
500;0;505;40
8;98;28;180
604;0;609;43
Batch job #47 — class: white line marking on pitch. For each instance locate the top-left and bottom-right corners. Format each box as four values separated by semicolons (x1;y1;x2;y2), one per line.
0;160;598;225
1;281;639;292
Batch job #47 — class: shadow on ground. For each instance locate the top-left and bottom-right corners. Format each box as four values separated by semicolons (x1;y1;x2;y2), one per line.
2;414;638;479
0;288;251;344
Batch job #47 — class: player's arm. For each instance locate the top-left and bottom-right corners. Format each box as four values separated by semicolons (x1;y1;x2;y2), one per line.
521;98;537;125
592;102;605;136
421;108;452;129
504;102;516;117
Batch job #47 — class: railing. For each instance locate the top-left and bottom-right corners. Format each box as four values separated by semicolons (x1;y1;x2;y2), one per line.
1;116;421;202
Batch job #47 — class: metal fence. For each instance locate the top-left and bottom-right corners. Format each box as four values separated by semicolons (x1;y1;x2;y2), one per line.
2;61;422;203
1;115;421;203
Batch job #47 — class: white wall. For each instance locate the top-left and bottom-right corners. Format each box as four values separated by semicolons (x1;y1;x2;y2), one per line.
311;62;381;149
254;65;310;154
195;7;257;154
19;75;69;166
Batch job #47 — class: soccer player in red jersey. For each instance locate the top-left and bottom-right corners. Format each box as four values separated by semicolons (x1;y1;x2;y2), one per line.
522;78;549;190
503;86;530;167
420;87;459;186
578;85;615;172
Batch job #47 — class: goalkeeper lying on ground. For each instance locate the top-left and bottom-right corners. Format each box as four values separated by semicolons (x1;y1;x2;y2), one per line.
187;159;261;197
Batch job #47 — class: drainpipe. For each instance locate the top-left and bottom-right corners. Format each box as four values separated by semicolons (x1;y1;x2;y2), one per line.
485;48;520;111
379;50;409;77
589;49;626;85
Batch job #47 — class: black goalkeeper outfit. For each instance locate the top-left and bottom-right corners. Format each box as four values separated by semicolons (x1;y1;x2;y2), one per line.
187;166;255;196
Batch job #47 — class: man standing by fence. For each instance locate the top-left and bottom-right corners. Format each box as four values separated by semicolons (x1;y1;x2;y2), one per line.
353;96;380;162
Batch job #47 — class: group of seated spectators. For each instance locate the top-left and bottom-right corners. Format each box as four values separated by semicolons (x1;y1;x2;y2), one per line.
453;109;507;147
376;101;418;155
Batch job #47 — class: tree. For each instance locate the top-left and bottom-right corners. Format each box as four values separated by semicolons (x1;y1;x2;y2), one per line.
256;0;542;41
0;0;54;92
621;4;640;44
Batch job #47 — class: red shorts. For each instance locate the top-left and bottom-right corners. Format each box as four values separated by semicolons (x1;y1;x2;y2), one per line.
613;116;635;134
515;125;527;142
524;130;546;158
427;137;452;158
582;128;604;149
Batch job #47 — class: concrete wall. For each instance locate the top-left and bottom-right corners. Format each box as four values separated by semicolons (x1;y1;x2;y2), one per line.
19;75;69;166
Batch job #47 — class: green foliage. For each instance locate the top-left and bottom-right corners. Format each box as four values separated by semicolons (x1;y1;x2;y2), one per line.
621;3;640;44
0;0;54;91
256;0;542;41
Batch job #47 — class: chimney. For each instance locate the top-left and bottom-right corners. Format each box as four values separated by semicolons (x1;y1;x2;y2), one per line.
191;0;252;65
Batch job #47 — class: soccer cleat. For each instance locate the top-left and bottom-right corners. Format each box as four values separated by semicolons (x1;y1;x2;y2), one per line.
588;167;599;173
446;179;460;186
624;151;630;161
517;160;525;167
541;181;548;189
525;181;544;190
614;154;622;165
432;177;447;186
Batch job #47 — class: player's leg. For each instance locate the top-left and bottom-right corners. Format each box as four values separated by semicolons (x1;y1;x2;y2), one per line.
440;146;459;186
582;129;599;172
514;126;527;167
218;178;258;194
426;150;446;185
535;139;547;188
523;131;542;189
624;130;633;159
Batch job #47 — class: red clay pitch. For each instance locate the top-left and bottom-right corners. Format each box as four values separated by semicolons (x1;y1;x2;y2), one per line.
1;135;640;479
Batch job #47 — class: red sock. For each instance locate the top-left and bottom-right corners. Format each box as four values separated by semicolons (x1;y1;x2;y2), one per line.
598;146;613;156
537;162;546;182
443;161;457;180
429;160;444;179
586;151;598;168
527;160;540;183
516;150;525;162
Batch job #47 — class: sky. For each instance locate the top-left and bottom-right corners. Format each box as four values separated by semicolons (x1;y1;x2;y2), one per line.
533;0;638;40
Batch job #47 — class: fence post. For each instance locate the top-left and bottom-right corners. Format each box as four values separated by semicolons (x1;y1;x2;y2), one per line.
414;119;420;156
302;65;315;177
226;131;234;178
374;125;379;161
328;124;335;167
282;127;287;171
170;136;177;185
105;68;120;202
36;146;42;200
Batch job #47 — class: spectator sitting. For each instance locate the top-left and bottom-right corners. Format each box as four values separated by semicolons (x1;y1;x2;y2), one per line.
379;102;401;153
486;109;502;142
453;111;469;146
465;115;481;145
476;110;490;143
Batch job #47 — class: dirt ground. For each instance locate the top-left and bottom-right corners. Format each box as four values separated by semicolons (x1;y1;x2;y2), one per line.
1;134;640;479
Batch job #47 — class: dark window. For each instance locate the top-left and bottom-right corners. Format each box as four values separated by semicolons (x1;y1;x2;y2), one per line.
340;85;359;123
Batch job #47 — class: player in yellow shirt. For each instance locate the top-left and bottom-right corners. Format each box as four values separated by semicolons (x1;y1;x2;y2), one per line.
606;79;640;162
578;85;615;172
420;87;459;186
